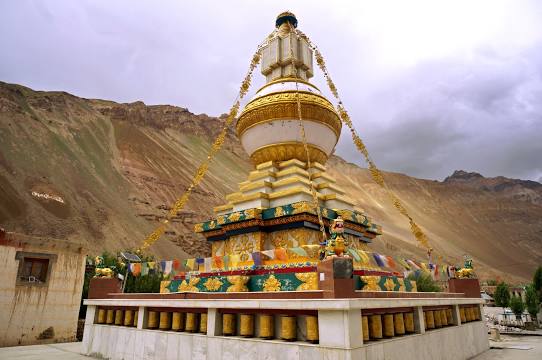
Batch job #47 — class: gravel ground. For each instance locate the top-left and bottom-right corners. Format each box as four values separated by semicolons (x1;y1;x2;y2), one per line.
473;335;542;360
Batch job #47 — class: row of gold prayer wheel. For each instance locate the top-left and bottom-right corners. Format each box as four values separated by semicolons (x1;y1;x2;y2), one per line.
362;311;416;341
423;308;455;331
222;313;319;343
459;306;481;324
96;308;138;327
147;311;207;333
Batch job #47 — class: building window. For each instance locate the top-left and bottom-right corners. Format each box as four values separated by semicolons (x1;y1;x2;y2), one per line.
15;251;56;286
20;257;49;283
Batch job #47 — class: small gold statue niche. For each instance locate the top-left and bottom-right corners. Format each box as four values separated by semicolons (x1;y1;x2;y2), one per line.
321;216;350;259
93;255;115;278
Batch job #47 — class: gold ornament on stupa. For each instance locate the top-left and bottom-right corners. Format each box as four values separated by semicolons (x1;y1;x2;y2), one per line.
237;12;341;166
194;12;381;273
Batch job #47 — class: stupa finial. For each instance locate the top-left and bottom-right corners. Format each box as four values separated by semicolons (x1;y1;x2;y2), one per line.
275;11;298;28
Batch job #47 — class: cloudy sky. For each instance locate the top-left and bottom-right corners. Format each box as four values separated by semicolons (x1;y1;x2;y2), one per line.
1;0;541;181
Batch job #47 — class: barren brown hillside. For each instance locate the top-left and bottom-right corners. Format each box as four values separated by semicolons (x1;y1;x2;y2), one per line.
0;81;540;283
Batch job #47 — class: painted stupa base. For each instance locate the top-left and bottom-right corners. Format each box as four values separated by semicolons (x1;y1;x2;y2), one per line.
160;159;417;294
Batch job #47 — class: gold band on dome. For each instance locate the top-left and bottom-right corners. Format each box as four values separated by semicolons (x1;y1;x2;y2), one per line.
255;77;321;93
237;92;341;137
249;142;328;165
243;91;335;113
237;103;341;137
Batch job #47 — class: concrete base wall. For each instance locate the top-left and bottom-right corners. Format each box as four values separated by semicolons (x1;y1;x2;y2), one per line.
83;321;488;360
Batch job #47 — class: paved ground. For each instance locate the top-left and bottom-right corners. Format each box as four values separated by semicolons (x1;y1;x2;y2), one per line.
1;336;542;359
473;335;542;360
0;342;89;359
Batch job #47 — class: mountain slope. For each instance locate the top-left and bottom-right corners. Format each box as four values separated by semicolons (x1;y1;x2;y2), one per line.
1;81;540;283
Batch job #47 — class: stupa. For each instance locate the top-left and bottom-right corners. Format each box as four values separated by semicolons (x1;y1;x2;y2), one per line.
83;12;488;360
163;11;416;293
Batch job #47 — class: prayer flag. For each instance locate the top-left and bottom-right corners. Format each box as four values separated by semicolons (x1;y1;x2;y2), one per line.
373;253;385;267
251;252;262;266
261;249;275;259
172;259;181;271
357;250;371;265
164;260;173;275
223;255;230;270
289;247;308;257
275;248;288;261
160;260;167;272
386;256;397;269
141;262;149;276
230;255;240;267
132;263;141;277
186;258;195;271
347;248;361;262
204;257;212;272
397;258;410;270
213;256;224;269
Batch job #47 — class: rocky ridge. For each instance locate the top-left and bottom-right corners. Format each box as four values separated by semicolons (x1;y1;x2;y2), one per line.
1;81;540;282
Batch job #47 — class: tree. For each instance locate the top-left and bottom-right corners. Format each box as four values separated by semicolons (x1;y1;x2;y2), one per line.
525;284;540;321
407;271;441;292
486;279;498;286
509;296;525;319
534;266;542;301
494;282;511;308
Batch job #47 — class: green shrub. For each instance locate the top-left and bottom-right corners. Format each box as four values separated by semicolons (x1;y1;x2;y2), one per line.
494;282;511;307
525;284;540;320
407;271;441;292
534;266;542;301
509;296;525;317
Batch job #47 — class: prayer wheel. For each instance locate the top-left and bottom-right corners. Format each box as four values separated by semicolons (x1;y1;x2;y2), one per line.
424;311;427;329
404;312;415;333
425;311;435;329
281;315;297;341
186;313;198;332
199;313;208;334
306;315;319;343
362;315;370;341
440;310;448;326
394;313;405;335
222;313;236;336
172;312;185;331
474;306;481;320
383;314;394;337
239;314;254;337
159;312;171;330
97;309;106;324
106;309;114;324
369;314;383;339
114;310;124;326
446;308;453;324
434;309;442;328
468;307;475;322
258;314;274;339
133;310;139;327
124;310;133;327
147;311;158;329
459;307;467;324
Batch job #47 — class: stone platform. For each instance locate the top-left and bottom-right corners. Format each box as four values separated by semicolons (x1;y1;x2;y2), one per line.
82;292;487;360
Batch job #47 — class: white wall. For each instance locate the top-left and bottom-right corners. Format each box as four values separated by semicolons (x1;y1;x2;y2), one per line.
83;321;488;360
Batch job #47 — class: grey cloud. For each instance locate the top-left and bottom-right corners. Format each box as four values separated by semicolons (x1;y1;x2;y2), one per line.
1;1;541;181
338;42;542;181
